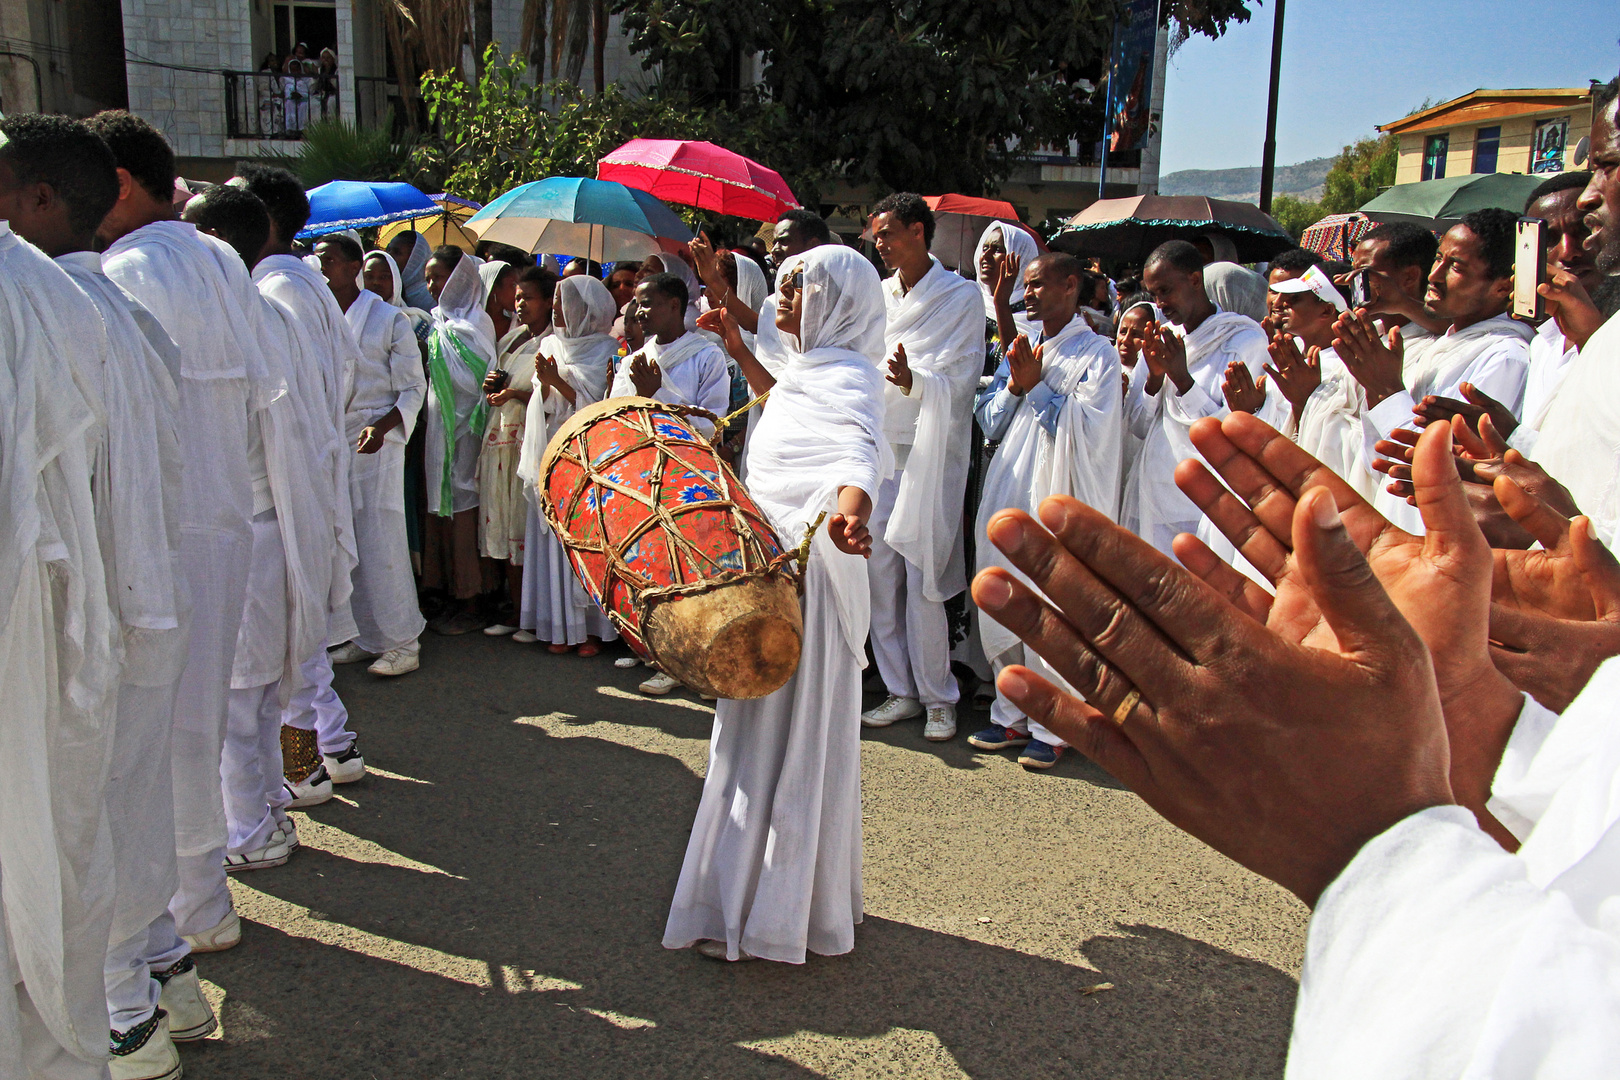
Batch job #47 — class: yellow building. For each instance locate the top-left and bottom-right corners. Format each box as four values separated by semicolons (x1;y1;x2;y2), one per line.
1380;88;1593;185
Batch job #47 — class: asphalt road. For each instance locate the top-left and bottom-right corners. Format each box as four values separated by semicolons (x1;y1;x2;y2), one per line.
183;632;1307;1079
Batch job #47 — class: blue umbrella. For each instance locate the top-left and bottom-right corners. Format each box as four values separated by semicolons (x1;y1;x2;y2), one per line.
297;181;439;238
465;176;692;261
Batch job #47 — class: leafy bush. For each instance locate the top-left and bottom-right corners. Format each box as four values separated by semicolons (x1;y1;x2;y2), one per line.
1319;133;1399;215
287;118;415;187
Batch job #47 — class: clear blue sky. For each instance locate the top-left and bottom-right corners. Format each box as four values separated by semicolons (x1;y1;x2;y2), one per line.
1159;0;1620;175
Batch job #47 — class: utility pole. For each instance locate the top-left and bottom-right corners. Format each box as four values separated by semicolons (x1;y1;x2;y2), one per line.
1258;0;1286;213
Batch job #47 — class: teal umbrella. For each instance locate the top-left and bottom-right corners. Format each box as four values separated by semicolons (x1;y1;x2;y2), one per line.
1360;173;1545;227
465;176;692;261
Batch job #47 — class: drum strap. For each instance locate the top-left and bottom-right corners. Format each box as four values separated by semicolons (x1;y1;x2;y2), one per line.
426;331;491;514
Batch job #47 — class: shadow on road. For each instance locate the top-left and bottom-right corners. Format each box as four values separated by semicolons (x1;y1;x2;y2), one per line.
184;634;1292;1078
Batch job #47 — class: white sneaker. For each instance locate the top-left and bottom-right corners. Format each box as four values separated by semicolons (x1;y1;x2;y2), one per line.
483;622;519;636
923;704;958;742
285;763;334;808
861;695;923;728
182;909;241;954
109;1010;182;1080
638;671;678;696
323;739;366;783
367;647;420;676
512;630;540;644
327;641;377;665
155;959;218;1042
223;829;294;873
275;816;300;850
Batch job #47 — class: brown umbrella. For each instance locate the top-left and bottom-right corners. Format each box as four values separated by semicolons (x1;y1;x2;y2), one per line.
1050;195;1295;264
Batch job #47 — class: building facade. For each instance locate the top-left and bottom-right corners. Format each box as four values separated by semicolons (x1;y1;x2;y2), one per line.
1380;88;1593;186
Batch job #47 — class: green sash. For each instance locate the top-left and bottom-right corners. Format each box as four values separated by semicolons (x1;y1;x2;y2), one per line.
426;330;491;515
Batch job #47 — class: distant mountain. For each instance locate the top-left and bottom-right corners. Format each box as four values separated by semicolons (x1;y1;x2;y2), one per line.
1158;156;1335;204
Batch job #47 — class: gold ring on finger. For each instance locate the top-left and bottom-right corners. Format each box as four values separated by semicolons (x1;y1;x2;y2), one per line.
1111;688;1141;727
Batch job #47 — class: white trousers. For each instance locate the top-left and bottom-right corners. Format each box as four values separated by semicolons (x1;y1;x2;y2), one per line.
107;914;187;1034
868;473;957;707
281;645;354;756
989;647;1066;748
224;681;291;855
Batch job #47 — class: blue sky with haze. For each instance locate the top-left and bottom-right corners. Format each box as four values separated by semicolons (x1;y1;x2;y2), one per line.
1159;0;1620;175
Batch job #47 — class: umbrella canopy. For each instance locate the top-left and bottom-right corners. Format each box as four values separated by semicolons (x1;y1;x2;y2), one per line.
1359;173;1544;227
1050;195;1295;264
464;176;693;262
1299;212;1375;262
377;193;482;254
599;139;800;222
297;180;439;238
917;195;1047;272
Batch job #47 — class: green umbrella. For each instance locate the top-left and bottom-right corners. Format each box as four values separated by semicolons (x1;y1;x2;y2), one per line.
1360;173;1544;227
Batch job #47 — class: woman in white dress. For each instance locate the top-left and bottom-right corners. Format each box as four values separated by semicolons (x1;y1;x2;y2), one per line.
663;244;888;964
514;273;621;653
477;264;548;633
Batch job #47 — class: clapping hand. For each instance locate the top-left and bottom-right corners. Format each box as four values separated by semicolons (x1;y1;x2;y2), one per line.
1138;321;1190;391
1221;360;1267;415
887;342;914;393
629;352;663;397
990;251;1022;306
1005;335;1043;396
1172;414;1523;846
697;307;745;355
1263;332;1321;415
1411;382;1519;440
688;231;726;294
1332;310;1405;407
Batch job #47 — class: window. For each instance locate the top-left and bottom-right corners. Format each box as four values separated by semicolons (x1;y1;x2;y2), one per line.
1422;133;1449;181
1531;117;1570;174
1472;126;1501;174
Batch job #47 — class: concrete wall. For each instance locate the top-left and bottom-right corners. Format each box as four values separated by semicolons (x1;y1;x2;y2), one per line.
121;0;255;157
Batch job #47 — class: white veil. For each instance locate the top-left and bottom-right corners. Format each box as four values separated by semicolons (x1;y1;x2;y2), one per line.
975;221;1040;324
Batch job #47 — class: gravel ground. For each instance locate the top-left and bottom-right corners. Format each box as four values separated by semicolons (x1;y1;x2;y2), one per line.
182;632;1307;1079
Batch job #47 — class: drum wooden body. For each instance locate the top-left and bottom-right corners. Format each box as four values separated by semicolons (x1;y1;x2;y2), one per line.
539;397;802;699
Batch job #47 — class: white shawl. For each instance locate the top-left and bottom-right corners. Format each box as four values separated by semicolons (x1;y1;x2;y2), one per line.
517;275;620;495
1529;313;1620;544
976;315;1122;662
975;221;1041;340
881;256;987;600
746;245;889;660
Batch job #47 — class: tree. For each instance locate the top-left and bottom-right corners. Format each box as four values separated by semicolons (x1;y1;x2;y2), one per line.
1319;132;1399;214
411;47;722;204
1271;193;1327;239
610;0;1254;196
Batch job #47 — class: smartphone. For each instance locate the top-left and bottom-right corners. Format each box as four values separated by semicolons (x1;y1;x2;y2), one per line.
1349;269;1372;309
1513;217;1549;321
486;367;511;391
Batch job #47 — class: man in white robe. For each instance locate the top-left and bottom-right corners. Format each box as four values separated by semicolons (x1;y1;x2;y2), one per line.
1127;240;1269;555
1335;210;1532;534
0;113;210;1077
319;241;426;677
969;252;1121;769
0;215;122;1080
1513;172;1602;437
232;166;366;801
664;244;886;964
610;273;731;433
860;194;985;742
92;108;267;967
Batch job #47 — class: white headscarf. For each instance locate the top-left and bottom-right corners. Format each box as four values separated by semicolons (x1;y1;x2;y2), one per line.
479;259;516;305
516;275;621;495
434;253;497;359
397;230;436;310
974;221;1041;333
1203;261;1270;323
788;245;888;364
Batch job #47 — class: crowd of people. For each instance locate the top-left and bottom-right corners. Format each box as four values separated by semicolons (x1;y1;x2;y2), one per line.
253;44;339;135
0;69;1617;1077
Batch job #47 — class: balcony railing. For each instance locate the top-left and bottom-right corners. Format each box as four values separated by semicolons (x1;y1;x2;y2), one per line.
224;70;339;140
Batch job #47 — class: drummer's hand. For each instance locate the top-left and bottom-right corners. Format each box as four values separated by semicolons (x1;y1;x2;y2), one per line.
886;343;914;393
829;486;874;558
629;352;662;396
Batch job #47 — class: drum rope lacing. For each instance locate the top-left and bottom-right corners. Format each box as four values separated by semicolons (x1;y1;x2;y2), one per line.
538;399;805;669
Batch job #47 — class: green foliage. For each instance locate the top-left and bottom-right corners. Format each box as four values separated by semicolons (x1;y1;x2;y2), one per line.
611;0;1254;196
287;118;415;187
1270;194;1328;239
1319;132;1399;214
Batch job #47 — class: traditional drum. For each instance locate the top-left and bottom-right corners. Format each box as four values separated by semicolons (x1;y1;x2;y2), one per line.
539;396;803;699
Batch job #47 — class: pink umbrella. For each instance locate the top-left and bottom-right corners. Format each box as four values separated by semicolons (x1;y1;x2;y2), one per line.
598;139;800;222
